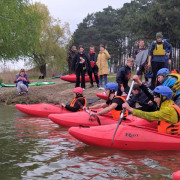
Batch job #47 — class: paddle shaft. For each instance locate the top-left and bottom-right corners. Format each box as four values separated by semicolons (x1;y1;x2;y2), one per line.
111;65;143;146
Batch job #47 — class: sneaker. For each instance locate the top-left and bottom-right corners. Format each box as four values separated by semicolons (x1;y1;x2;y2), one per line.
89;84;94;88
82;88;85;91
98;86;104;90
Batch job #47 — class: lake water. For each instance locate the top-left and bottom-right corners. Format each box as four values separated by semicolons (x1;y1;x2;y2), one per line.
1;105;180;179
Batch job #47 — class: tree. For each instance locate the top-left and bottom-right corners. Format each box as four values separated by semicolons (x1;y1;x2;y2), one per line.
0;0;42;59
30;3;71;76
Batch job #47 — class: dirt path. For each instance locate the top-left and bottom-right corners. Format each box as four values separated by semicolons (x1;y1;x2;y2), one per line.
0;78;105;106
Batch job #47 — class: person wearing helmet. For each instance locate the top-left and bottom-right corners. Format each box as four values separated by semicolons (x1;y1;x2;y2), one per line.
87;82;128;120
61;87;87;112
156;68;170;85
122;85;180;135
156;68;180;107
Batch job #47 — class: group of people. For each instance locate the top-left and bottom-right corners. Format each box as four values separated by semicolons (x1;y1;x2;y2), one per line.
14;32;180;136
64;31;180;136
67;44;110;90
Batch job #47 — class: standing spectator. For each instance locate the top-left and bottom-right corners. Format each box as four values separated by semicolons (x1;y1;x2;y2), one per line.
87;45;99;88
71;45;91;90
67;45;77;74
96;44;111;90
116;58;134;96
14;69;30;95
134;39;147;82
147;32;172;90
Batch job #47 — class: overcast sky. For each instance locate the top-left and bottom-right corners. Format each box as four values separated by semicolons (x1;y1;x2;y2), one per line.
33;0;132;32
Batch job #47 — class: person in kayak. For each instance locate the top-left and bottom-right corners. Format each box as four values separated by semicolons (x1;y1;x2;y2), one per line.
116;58;134;96
156;68;170;86
156;68;180;107
122;85;180;135
127;84;156;112
14;68;30;95
61;87;87;112
86;82;128;120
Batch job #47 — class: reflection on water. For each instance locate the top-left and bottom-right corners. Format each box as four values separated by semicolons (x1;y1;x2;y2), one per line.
0;105;179;179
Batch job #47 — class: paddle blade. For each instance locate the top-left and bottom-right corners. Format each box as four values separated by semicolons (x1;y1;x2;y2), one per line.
135;49;148;67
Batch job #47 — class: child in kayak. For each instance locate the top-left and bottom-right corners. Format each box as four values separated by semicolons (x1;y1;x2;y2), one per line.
14;69;30;95
86;82;128;120
61;87;87;112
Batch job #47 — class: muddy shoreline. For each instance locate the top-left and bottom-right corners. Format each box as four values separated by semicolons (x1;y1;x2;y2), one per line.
0;78;105;106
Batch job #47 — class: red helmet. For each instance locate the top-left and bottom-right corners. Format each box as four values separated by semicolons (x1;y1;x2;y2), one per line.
73;87;83;94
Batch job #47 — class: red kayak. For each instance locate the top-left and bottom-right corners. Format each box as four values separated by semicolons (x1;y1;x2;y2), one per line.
60;74;97;83
48;109;116;127
173;170;180;180
49;108;158;128
69;122;180;150
96;92;127;100
15;103;70;117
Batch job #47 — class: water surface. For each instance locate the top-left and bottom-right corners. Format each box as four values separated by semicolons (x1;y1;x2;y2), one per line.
0;105;180;179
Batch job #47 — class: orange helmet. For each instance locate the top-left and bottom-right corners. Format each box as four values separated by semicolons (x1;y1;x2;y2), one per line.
73;87;83;94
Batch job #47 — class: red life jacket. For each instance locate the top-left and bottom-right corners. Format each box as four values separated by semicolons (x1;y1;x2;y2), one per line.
158;104;180;135
110;96;128;120
70;97;87;111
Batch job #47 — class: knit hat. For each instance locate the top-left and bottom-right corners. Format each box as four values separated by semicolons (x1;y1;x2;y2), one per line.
156;32;163;38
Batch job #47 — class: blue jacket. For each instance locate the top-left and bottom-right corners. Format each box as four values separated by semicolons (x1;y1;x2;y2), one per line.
149;40;172;62
15;75;29;87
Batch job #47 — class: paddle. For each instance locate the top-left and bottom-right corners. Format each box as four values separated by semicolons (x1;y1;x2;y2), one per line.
77;101;101;125
111;50;148;146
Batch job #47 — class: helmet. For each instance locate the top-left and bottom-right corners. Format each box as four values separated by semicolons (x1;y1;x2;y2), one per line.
73;87;83;94
153;85;172;100
157;68;170;77
104;82;118;92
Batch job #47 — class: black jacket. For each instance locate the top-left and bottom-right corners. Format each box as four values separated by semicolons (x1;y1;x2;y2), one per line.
128;90;149;108
71;53;91;72
116;65;131;87
87;53;98;62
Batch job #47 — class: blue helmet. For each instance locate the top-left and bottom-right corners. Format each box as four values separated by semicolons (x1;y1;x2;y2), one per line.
153;85;172;100
157;68;170;77
104;82;118;92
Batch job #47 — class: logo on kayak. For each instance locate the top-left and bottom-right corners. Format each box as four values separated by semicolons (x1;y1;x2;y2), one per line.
125;132;139;137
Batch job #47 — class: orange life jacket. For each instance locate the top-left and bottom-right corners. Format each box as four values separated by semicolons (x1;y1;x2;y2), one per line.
158;104;180;135
70;97;87;111
110;96;128;120
171;69;179;74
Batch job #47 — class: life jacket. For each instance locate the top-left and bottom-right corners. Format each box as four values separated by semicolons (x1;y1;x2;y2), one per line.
171;69;179;74
153;40;166;56
166;73;180;98
70;97;87;111
158;104;180;135
110;96;128;120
